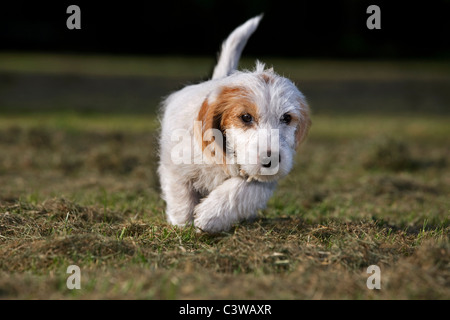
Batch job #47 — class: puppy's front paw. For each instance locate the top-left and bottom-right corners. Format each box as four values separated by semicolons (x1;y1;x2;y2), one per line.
193;204;231;234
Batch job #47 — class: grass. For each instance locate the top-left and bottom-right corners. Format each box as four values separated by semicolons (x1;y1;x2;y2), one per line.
1;52;450;81
0;54;449;299
0;113;448;299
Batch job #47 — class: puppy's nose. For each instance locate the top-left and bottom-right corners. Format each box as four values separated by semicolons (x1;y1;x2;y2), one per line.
261;151;280;168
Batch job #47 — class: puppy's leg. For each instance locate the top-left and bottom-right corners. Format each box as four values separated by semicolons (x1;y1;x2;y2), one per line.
194;177;276;233
159;165;199;226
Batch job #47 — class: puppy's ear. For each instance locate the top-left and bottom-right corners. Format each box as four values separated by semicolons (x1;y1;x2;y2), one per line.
196;93;227;163
295;102;311;150
196;86;253;163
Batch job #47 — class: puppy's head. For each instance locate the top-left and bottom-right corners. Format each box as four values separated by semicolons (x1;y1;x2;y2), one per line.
197;62;310;182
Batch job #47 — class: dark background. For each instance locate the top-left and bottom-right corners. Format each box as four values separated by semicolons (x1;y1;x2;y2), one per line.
1;0;449;59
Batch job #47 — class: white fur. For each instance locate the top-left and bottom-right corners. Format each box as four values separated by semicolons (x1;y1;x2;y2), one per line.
158;15;310;233
212;14;263;80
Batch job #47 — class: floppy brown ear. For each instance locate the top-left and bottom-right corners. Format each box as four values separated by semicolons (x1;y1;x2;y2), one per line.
196;96;226;163
295;102;311;150
196;86;255;164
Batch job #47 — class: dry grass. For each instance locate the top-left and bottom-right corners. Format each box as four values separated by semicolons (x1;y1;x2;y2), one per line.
0;113;448;299
0;55;449;299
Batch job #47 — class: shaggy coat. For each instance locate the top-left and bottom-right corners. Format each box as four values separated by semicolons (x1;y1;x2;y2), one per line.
158;15;311;233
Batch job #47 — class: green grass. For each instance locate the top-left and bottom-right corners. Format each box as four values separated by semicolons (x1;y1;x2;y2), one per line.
1;52;450;81
0;113;160;133
0;113;448;299
0;54;449;299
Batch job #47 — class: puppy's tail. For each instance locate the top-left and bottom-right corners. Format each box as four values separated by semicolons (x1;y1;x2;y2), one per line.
212;14;263;80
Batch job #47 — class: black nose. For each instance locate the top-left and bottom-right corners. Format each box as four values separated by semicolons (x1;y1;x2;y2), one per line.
261;151;280;168
262;161;271;168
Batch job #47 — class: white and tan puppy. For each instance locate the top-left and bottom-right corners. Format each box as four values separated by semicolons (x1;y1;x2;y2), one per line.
158;15;311;233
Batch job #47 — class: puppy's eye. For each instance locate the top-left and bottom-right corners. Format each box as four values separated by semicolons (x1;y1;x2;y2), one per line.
241;113;253;123
280;113;292;124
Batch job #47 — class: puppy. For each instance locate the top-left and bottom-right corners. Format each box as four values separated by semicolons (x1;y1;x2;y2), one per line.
158;15;311;233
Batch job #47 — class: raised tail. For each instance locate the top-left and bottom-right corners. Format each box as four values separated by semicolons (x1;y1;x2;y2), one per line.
211;14;263;80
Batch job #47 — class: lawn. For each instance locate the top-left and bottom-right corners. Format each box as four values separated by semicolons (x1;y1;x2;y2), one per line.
0;54;449;299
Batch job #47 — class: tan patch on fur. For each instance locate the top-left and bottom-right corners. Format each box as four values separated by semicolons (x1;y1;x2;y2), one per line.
196;86;258;164
220;102;258;130
294;101;311;150
259;72;274;84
